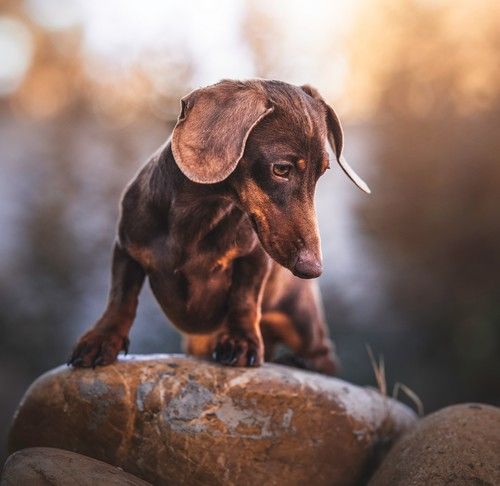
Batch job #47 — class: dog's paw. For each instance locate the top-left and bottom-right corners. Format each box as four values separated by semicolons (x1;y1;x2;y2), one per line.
212;333;263;367
67;329;129;368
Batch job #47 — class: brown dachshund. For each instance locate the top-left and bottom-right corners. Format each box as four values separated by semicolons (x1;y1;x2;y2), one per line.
68;79;370;375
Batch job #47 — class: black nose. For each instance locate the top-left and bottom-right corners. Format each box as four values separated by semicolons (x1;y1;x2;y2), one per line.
292;249;322;279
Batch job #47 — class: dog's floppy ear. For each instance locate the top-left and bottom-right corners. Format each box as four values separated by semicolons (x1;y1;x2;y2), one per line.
171;81;274;184
301;84;371;194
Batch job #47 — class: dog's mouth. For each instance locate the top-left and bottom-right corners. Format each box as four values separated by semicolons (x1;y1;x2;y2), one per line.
248;213;322;278
248;213;295;269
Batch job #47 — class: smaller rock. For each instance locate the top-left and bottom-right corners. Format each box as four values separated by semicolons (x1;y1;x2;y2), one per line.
0;447;151;486
369;403;500;486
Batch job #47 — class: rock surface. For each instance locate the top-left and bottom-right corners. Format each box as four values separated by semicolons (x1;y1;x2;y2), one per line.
0;447;150;485
8;354;416;486
369;403;500;486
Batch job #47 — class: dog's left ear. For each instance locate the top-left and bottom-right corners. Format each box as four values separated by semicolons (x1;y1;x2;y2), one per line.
301;84;371;194
171;81;274;184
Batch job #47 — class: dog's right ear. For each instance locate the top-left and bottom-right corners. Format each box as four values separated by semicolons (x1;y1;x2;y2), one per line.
171;81;274;184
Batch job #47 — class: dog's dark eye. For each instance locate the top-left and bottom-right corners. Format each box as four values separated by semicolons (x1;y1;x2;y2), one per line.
272;163;292;179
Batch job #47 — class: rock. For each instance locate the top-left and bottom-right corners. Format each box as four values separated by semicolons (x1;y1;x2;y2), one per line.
0;447;150;485
8;354;416;486
369;403;500;486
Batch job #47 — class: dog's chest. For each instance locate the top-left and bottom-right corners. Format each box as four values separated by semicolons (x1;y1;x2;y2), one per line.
134;211;259;331
172;215;257;295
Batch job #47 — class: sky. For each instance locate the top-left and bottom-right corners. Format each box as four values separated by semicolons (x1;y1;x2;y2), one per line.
1;0;361;101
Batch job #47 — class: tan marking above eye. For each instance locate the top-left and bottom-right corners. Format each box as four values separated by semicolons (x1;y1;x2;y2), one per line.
296;159;307;171
321;155;330;173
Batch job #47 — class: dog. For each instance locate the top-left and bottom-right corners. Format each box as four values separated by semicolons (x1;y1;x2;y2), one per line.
68;79;370;375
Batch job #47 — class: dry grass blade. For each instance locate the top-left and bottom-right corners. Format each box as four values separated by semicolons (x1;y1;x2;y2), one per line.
365;344;387;397
365;344;424;417
393;382;424;417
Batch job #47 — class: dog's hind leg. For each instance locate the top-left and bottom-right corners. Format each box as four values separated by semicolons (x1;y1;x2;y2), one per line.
261;282;339;376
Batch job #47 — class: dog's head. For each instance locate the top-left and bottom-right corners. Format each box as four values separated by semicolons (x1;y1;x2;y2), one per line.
171;79;370;279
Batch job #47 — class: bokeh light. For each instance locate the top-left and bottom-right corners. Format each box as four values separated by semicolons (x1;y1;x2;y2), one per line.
0;17;33;95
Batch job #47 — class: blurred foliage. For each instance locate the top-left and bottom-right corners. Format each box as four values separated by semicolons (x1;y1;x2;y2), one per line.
351;0;500;407
0;0;499;462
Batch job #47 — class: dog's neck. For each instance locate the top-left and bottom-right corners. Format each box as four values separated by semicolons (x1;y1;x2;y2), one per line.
151;142;243;241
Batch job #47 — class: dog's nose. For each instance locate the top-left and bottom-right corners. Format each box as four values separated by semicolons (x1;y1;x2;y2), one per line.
292;249;322;279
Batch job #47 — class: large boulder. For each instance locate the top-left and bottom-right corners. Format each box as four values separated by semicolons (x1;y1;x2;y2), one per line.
0;447;150;485
369;403;500;485
8;354;416;485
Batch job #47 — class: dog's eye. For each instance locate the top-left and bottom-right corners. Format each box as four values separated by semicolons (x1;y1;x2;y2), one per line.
272;163;292;179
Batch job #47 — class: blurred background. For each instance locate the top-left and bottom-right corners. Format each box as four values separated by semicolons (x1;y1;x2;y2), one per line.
1;0;499;460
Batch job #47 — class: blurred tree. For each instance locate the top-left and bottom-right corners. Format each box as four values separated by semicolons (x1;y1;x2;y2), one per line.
0;2;188;460
349;0;500;408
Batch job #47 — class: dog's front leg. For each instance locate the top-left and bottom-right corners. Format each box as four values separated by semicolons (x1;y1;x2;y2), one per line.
69;242;145;367
213;247;271;367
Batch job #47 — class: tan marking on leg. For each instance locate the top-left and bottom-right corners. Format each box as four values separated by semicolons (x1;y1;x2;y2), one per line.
127;244;154;269
260;311;303;352
214;247;240;272
184;334;214;357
